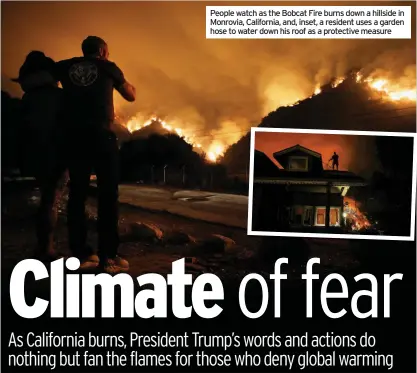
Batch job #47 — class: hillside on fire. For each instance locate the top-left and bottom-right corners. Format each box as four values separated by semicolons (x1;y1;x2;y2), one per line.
223;72;416;177
225;72;416;237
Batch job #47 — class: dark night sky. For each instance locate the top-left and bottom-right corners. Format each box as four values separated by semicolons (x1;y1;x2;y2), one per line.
1;1;416;150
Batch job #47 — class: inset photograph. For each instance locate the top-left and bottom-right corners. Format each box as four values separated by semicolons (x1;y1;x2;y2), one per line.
248;128;416;241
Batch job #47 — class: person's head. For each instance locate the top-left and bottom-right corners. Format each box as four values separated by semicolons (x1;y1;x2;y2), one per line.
24;51;47;64
81;36;109;60
334;151;337;155
15;50;56;82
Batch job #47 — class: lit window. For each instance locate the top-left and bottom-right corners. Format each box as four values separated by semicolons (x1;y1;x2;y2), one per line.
315;207;341;226
288;156;308;171
316;208;326;225
330;208;340;226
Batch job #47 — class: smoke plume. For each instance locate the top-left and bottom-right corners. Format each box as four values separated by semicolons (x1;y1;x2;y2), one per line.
1;1;415;152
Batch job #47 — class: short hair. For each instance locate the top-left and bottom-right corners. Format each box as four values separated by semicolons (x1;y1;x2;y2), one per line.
81;36;107;56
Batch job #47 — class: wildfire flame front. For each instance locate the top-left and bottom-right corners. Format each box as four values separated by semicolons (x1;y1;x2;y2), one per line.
120;70;416;162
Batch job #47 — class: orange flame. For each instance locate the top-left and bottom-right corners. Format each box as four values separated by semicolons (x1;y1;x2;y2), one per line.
124;116;224;162
331;77;345;88
294;71;416;107
344;196;371;231
364;77;416;101
119;70;415;159
206;141;225;163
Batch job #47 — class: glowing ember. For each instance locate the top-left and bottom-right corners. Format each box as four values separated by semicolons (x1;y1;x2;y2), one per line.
314;86;321;95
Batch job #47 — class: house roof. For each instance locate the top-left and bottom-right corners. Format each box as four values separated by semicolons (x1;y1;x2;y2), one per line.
254;146;366;186
273;144;322;159
254;170;367;186
253;150;281;177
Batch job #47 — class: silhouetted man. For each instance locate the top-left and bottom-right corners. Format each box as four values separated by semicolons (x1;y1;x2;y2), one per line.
329;152;339;170
53;36;136;273
13;51;68;261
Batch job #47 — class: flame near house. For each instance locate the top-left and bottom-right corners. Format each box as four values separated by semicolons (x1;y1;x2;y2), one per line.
119;70;415;162
343;196;371;231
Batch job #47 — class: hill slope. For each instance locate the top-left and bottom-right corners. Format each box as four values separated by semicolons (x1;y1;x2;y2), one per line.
223;75;416;176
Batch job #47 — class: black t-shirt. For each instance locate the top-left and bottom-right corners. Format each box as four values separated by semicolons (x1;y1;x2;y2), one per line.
54;57;126;129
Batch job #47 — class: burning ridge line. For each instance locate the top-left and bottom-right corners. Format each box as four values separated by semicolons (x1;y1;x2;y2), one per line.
118;70;416;161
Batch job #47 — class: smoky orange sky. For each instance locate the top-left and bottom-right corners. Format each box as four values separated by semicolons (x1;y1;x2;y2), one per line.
1;1;416;149
255;131;377;174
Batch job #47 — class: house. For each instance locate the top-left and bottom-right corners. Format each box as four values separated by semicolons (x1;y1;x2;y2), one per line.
252;145;367;233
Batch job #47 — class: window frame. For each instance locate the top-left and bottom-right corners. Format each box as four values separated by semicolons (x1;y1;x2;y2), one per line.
290;205;304;226
314;206;341;227
288;205;314;227
288;156;309;171
303;206;313;226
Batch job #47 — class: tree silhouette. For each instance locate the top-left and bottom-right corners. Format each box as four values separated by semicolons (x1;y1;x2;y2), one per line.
119;133;208;185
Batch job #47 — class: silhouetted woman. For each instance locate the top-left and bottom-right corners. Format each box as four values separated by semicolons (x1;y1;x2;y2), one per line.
13;51;68;260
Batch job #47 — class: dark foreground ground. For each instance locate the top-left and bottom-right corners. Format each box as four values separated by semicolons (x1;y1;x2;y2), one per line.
2;181;367;278
2;181;416;373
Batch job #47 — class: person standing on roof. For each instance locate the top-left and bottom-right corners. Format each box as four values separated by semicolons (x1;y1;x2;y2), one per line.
329;151;339;170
